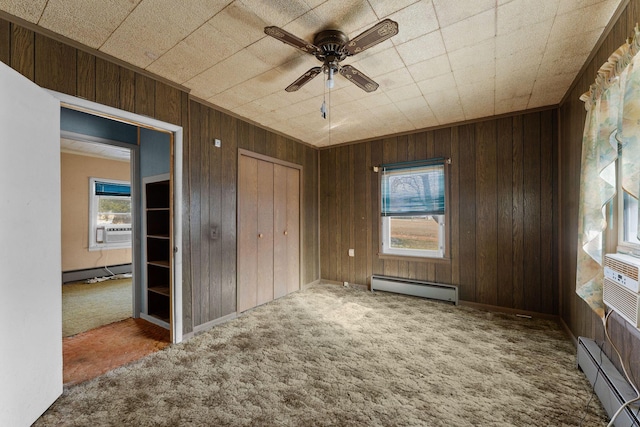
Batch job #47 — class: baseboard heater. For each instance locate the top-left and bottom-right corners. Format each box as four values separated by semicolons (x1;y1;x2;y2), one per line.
62;263;132;283
577;337;640;426
371;275;458;305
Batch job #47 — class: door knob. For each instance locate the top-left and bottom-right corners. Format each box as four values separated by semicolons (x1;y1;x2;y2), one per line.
284;231;288;236
258;233;263;238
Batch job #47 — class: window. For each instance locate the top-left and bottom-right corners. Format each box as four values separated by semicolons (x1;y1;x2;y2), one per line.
89;178;132;250
380;159;447;258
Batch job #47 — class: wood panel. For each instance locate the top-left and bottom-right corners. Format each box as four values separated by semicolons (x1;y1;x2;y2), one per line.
95;57;120;108
34;33;75;93
10;25;34;80
0;18;9;65
76;51;96;101
135;73;155;117
256;160;274;306
237;155;258;313
319;112;557;314
274;164;288;299
220;112;238;317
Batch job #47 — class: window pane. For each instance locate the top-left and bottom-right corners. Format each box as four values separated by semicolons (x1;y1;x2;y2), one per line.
623;191;640;245
382;164;445;216
97;196;131;225
389;216;440;251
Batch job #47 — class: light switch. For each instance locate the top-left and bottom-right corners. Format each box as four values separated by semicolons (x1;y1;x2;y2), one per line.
210;226;219;240
214;138;221;148
348;249;354;257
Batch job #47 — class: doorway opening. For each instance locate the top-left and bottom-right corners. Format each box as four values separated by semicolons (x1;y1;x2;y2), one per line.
54;95;183;384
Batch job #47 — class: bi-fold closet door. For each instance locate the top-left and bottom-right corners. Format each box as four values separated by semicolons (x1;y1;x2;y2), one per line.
238;151;300;313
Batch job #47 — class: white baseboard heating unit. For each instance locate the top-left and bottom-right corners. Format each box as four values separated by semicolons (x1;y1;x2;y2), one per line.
577;337;640;426
371;275;458;305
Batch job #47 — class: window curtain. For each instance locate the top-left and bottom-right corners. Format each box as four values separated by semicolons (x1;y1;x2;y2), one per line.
381;159;446;217
577;25;640;318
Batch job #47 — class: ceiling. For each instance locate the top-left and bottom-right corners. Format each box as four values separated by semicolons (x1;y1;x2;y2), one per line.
61;137;131;162
0;0;624;147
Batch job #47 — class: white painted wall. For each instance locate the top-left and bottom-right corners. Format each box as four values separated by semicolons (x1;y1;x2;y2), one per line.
0;63;62;425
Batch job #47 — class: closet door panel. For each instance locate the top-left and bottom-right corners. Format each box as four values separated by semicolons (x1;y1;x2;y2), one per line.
256;159;274;306
287;167;301;294
237;155;258;312
273;164;288;299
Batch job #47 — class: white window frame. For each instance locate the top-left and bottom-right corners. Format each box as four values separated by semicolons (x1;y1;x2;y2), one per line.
379;161;448;260
89;177;132;251
616;158;640;255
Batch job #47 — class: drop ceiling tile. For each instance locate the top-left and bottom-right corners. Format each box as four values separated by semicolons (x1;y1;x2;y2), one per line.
246;36;304;68
538;53;588;77
186;49;272;99
100;0;229;69
388;1;439;44
355;91;393;110
39;0;139;49
349;47;405;78
425;89;465;123
368;0;421;19
458;85;495;120
207;1;271;49
0;0;46;22
529;72;575;106
452;62;495;85
495;19;553;59
396;30;446;66
495;95;530;114
441;9;494;52
546;26;604;60
313;0;378;34
432;0;495;28
239;0;310;27
147;22;242;84
557;0;621;15
496;0;560;35
448;38;495;71
376;68;416;91
385;83;423;103
495;72;536;101
408;54;451;81
208;90;252;111
417;73;456;95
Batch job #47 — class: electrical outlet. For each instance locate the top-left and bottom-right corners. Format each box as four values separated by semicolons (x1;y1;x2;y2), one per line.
214;138;221;148
343;281;348;287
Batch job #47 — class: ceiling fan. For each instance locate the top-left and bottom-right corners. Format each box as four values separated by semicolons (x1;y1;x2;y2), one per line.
264;19;399;93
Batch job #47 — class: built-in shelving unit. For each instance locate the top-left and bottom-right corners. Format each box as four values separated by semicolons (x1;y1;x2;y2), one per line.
143;176;171;328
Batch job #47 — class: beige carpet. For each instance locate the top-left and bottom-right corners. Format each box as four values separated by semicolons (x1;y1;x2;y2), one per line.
62;278;132;337
40;284;607;426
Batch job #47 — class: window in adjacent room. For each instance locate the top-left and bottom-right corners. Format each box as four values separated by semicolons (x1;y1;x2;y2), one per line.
380;159;448;259
617;157;640;253
89;178;132;250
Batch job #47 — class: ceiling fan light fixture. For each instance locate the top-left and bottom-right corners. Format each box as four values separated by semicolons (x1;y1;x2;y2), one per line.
326;66;335;89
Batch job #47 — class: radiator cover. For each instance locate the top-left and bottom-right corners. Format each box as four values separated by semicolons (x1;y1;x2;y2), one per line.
371;274;458;305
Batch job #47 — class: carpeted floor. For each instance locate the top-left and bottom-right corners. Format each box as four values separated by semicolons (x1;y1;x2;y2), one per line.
38;284;608;426
62;278;132;337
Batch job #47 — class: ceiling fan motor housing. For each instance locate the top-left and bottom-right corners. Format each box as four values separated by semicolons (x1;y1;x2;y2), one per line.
313;30;349;64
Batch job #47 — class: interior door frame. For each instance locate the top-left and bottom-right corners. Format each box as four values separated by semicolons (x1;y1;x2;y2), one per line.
49;90;184;343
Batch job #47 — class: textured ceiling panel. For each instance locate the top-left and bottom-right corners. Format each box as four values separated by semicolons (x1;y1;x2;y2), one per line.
38;0;141;49
1;0;624;147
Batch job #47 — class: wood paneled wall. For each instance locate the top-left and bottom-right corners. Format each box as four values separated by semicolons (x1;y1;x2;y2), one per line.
320;111;558;315
0;18;319;335
559;0;640;383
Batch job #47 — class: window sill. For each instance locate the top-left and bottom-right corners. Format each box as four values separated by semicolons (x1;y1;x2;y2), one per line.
89;244;131;251
378;253;451;264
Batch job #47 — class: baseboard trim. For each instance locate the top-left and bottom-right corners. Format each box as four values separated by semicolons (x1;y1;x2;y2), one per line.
302;279;322;290
192;312;237;335
62;264;132;283
318;279;369;291
458;300;560;321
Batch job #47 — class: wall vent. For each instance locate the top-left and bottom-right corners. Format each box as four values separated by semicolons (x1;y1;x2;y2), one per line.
104;226;132;244
370;274;458;305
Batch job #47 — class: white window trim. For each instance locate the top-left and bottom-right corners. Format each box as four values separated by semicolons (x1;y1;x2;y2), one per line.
88;177;131;251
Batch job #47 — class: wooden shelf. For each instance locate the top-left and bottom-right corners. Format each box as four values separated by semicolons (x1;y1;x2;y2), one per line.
147;207;169;211
147;234;170;239
148;286;170;297
148;260;170;268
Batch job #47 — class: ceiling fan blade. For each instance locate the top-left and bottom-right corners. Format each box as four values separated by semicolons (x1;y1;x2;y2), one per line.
344;19;399;56
285;67;322;92
264;26;320;55
339;65;379;92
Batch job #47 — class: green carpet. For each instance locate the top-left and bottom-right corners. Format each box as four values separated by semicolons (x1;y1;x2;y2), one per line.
62;278;132;337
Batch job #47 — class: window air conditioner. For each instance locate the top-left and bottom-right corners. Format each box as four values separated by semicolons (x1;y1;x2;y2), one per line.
104;226;132;244
603;253;640;328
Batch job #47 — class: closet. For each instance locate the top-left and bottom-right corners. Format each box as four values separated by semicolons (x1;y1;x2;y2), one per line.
237;150;301;313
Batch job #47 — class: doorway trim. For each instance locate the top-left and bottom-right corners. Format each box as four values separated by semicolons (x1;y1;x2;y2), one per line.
49;90;184;343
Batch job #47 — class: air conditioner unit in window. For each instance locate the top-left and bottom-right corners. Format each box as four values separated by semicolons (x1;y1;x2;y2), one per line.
104;226;132;244
603;253;640;328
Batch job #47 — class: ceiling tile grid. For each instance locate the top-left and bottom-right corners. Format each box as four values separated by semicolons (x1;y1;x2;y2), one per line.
0;0;625;147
